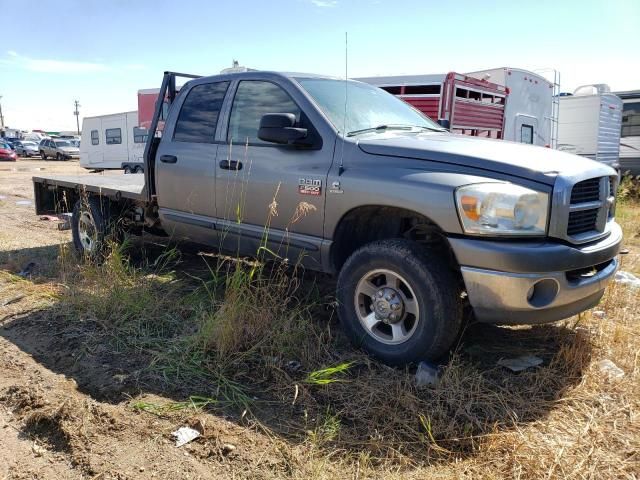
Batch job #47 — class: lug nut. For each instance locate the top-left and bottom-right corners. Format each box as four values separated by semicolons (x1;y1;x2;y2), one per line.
385;295;391;301
392;304;400;310
377;291;384;297
389;313;397;321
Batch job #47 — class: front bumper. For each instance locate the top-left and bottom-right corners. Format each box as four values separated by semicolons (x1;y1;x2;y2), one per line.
449;222;622;324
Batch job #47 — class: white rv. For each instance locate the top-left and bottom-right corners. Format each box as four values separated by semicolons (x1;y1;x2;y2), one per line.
616;90;640;175
80;111;147;172
467;67;556;147
557;85;623;170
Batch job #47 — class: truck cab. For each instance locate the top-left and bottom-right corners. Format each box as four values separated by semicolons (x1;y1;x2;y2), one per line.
33;70;622;365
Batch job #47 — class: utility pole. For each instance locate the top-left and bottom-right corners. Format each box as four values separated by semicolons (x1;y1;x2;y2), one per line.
73;100;80;135
0;95;5;130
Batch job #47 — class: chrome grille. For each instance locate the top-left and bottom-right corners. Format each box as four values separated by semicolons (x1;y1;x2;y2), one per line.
567;208;599;235
565;176;610;239
549;173;615;245
570;177;600;203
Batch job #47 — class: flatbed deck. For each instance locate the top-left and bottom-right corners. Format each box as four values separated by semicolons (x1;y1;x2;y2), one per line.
32;174;146;200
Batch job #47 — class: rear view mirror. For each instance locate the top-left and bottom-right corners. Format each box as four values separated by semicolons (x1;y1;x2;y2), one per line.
258;113;308;145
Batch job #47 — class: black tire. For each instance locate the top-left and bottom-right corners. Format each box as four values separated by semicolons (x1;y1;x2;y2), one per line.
71;196;115;259
123;165;132;174
336;239;463;365
40;151;47;160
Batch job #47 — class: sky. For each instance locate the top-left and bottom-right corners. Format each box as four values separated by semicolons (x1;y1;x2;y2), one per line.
0;0;638;131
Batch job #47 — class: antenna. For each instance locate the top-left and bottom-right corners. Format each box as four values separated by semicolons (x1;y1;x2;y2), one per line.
338;32;348;176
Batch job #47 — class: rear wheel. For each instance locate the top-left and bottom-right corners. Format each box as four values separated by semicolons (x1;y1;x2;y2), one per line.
71;197;116;259
336;239;463;365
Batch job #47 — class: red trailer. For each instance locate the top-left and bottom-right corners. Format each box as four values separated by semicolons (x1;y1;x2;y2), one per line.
137;88;164;130
356;72;507;139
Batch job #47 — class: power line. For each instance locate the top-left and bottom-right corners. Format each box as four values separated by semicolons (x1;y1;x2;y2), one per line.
0;95;5;130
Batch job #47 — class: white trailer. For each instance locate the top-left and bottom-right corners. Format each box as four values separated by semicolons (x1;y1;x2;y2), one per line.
466;67;556;147
557;85;623;170
80;111;148;172
616;90;640;175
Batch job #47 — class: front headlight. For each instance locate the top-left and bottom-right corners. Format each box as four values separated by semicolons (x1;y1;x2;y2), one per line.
455;183;548;236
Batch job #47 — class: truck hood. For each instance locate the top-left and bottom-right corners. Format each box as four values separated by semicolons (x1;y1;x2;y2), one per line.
357;132;613;186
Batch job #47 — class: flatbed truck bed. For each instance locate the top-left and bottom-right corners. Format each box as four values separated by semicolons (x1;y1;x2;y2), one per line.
33;174;147;215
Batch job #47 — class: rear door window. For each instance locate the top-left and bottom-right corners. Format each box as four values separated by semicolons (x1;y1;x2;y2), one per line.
521;124;534;144
173;81;229;143
91;130;99;145
227;81;300;145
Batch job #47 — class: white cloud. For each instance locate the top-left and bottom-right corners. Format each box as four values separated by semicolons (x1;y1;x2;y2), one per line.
1;51;109;74
311;0;338;7
25;58;109;73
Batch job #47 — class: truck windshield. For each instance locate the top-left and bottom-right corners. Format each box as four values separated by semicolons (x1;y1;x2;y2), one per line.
296;78;445;136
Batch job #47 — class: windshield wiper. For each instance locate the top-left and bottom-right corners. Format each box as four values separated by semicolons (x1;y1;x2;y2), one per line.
346;125;412;137
413;125;448;133
346;124;446;137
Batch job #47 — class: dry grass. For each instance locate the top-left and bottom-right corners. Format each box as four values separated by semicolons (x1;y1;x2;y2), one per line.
44;202;639;479
2;180;639;478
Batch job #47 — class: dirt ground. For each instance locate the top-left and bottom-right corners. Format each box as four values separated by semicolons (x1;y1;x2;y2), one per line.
1;158;639;479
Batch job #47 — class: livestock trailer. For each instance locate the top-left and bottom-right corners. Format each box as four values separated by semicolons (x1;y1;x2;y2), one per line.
466;67;556;147
615;89;640;175
356;73;507;139
80;111;148;171
557;85;623;170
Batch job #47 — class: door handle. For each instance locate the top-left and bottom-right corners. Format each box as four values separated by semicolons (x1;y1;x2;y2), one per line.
160;155;177;164
219;159;243;171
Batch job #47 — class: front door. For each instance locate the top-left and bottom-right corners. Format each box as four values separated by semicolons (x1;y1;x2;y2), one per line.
155;80;230;242
215;80;331;267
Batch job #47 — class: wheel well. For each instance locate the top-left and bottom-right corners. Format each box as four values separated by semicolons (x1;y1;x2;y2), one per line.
330;206;459;273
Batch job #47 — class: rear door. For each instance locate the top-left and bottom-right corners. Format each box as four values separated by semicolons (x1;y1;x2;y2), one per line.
103;118;128;165
215;79;331;267
46;140;56;156
155;80;230;242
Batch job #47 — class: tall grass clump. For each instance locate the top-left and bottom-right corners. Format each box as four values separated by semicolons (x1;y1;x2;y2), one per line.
617;172;640;203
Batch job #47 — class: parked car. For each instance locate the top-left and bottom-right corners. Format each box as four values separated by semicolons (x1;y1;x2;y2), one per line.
39;139;80;160
13;140;40;157
0;141;18;161
4;138;20;148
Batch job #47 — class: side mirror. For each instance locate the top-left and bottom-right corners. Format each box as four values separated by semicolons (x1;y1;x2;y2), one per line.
258;113;308;145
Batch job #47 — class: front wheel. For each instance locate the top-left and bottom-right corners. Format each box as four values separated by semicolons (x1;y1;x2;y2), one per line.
40;151;47;160
336;239;463;365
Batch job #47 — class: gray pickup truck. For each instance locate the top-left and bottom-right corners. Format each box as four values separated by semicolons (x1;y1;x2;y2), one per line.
33;71;622;365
